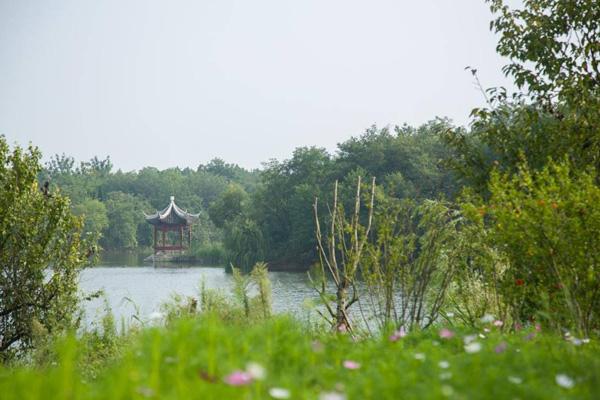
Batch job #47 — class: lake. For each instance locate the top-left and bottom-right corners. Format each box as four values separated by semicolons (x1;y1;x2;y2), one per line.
79;256;318;328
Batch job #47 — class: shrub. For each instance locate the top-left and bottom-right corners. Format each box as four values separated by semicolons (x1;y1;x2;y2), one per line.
463;160;600;334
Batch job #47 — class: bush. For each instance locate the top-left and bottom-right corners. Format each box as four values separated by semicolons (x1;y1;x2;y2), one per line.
463;160;600;334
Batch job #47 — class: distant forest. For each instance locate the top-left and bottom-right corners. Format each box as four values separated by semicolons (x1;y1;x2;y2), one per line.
42;118;460;270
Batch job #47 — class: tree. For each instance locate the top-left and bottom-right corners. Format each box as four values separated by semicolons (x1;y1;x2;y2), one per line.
0;137;93;360
445;0;600;191
101;192;146;250
72;199;109;237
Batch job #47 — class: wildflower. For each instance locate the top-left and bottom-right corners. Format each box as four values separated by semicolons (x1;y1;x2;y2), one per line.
478;333;486;339
582;338;590;344
535;324;542;332
555;374;575;389
570;337;583;346
480;314;494;323
438;360;450;369
414;353;426;361
439;372;452;380
389;327;407;342
246;362;266;380
515;278;525;286
508;376;522;385
494;342;508;354
319;391;346;400
269;387;291;399
464;342;482;353
514;322;522;331
342;360;360;370
524;332;536;341
463;334;477;345
493;320;503;327
224;371;253;386
483;327;491;333
446;312;455;318
439;328;454;339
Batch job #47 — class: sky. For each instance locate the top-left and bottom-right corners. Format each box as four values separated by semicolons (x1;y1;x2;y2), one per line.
0;0;517;171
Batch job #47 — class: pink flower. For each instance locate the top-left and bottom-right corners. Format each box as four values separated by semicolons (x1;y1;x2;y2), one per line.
495;342;508;353
389;327;407;342
342;360;361;370
514;322;522;331
224;371;253;386
535;324;542;332
439;328;455;339
493;320;504;327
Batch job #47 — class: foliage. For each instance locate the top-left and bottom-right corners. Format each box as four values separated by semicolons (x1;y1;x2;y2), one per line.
311;177;375;332
72;199;109;238
445;0;600;193
462;160;600;335
0;138;94;361
42;156;259;258
362;199;462;332
1;314;599;399
201;263;273;322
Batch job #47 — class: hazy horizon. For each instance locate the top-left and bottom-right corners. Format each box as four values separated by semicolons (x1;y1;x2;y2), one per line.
1;0;517;172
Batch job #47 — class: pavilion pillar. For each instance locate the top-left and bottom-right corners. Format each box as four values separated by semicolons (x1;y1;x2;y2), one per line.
153;226;157;254
179;226;183;250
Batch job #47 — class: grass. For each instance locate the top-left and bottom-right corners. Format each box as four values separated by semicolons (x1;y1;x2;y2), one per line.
1;314;598;399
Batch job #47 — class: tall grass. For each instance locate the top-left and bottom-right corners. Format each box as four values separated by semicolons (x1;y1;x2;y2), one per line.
1;313;598;399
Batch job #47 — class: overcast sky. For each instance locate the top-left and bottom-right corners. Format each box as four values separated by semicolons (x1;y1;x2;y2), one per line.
0;0;517;171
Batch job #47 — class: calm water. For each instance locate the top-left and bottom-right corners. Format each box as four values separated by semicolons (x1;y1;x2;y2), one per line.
79;257;317;327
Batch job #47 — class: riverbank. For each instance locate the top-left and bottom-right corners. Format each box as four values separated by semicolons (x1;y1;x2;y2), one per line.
1;314;598;399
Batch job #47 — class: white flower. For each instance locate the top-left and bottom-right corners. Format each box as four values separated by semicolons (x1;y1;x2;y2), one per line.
508;376;522;385
480;314;495;323
269;387;291;399
463;334;478;344
319;391;346;400
414;353;426;360
439;372;452;380
246;362;266;380
464;342;482;353
446;312;455;318
438;360;450;369
556;374;575;389
570;337;583;346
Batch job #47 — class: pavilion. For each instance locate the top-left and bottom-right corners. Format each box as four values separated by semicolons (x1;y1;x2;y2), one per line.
144;196;199;254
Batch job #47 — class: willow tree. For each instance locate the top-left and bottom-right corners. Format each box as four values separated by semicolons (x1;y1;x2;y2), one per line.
0;137;94;361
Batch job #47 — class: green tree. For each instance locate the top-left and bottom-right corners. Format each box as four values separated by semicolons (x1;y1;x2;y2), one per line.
72;199;109;237
445;0;600;191
0;137;93;360
101;192;145;249
208;184;248;228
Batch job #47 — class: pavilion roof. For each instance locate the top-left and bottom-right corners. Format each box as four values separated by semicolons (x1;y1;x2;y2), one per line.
144;196;200;226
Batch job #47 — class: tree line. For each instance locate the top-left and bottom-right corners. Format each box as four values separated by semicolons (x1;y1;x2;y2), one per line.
40;119;460;270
